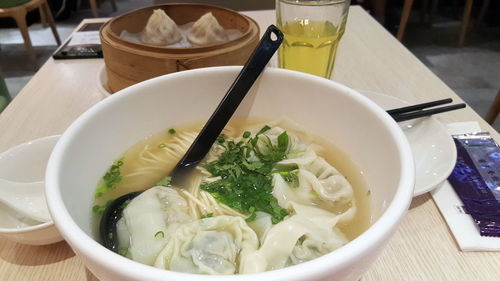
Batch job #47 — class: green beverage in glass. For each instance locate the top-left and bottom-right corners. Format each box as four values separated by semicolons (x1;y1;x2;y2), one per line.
276;0;350;79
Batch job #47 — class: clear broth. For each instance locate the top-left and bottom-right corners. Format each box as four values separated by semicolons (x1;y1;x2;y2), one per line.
92;119;371;243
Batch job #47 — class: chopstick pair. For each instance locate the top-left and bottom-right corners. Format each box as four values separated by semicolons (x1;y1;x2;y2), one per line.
387;98;466;122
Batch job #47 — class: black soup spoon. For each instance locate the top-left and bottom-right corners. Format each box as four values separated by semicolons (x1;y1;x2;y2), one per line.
99;25;284;253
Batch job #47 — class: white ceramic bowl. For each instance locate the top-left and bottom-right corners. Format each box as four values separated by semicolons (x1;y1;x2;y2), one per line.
46;67;414;281
0;135;63;245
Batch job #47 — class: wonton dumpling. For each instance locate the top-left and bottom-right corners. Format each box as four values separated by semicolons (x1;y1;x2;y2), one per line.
273;141;354;211
118;186;192;265
240;203;349;273
247;211;273;243
300;157;354;204
154;216;259;275
187;12;228;46
140;9;182;46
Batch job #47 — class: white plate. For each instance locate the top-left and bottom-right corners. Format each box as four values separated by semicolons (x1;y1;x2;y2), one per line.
359;90;457;196
97;64;112;98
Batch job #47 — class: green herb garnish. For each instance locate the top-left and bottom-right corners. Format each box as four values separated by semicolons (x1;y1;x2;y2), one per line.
120;199;131;210
154;231;164;238
156;176;172;187
95;158;124;198
276;170;300;188
92;205;105;214
245;212;257;222
118;247;128;256
217;134;226;144
92;200;114;214
158;143;166;148
168;128;176;135
256;125;271;135
242;131;251;138
200;126;290;223
201;213;214;219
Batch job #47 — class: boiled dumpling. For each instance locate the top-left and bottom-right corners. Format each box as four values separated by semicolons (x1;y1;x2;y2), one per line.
140;9;182;46
272;138;355;212
301;157;354;204
240;203;349;273
154;216;259;275
247;211;273;243
117;186;192;265
187;12;228;46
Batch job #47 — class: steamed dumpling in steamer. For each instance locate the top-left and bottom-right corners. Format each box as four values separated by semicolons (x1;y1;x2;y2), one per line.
187;12;229;46
140;9;182;46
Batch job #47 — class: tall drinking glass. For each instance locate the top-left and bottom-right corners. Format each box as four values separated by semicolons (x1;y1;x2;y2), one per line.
276;0;350;79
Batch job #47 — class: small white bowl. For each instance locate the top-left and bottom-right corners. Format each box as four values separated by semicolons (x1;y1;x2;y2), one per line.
46;67;414;281
0;135;63;245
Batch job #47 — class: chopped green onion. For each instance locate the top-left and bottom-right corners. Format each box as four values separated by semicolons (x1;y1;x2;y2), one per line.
245;212;257;222
168;128;176;135
118;248;128;256
217;134;225;144
92;205;104;214
277;131;289;153
156;176;172;187
95;158;124;198
158;143;166;148
277;169;299;188
242;131;251;138
94;186;106;198
200;213;214;219
201;126;289;224
92;200;114;214
154;231;164;238
256;125;271;135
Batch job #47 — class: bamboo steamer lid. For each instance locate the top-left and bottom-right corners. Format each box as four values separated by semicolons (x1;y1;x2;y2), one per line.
100;4;260;93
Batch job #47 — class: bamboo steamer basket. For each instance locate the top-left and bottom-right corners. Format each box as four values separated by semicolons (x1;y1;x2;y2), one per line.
100;4;260;93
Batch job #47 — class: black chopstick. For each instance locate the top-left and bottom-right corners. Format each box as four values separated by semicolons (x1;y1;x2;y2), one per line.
386;98;452;115
390;103;466;122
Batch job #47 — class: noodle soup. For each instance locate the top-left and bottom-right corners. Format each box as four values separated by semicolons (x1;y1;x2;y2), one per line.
92;119;371;274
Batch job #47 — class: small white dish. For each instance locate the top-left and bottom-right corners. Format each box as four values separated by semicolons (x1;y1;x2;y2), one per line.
97;64;112;98
0;135;63;245
358;90;457;196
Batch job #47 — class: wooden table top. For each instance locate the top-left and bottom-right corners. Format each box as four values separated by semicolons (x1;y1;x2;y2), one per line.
0;6;499;281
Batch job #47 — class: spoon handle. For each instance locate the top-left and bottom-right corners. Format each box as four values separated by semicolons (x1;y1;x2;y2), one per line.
174;25;284;170
100;26;284;251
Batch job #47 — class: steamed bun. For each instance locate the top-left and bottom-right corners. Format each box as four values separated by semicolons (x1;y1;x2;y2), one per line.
140;9;182;46
187;12;228;46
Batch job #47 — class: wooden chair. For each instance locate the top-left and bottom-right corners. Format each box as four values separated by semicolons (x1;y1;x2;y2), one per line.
396;0;414;41
396;0;491;46
485;90;500;125
395;0;438;40
458;0;491;46
0;0;61;62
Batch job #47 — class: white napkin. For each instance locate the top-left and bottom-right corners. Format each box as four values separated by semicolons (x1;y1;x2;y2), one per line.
431;121;500;251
